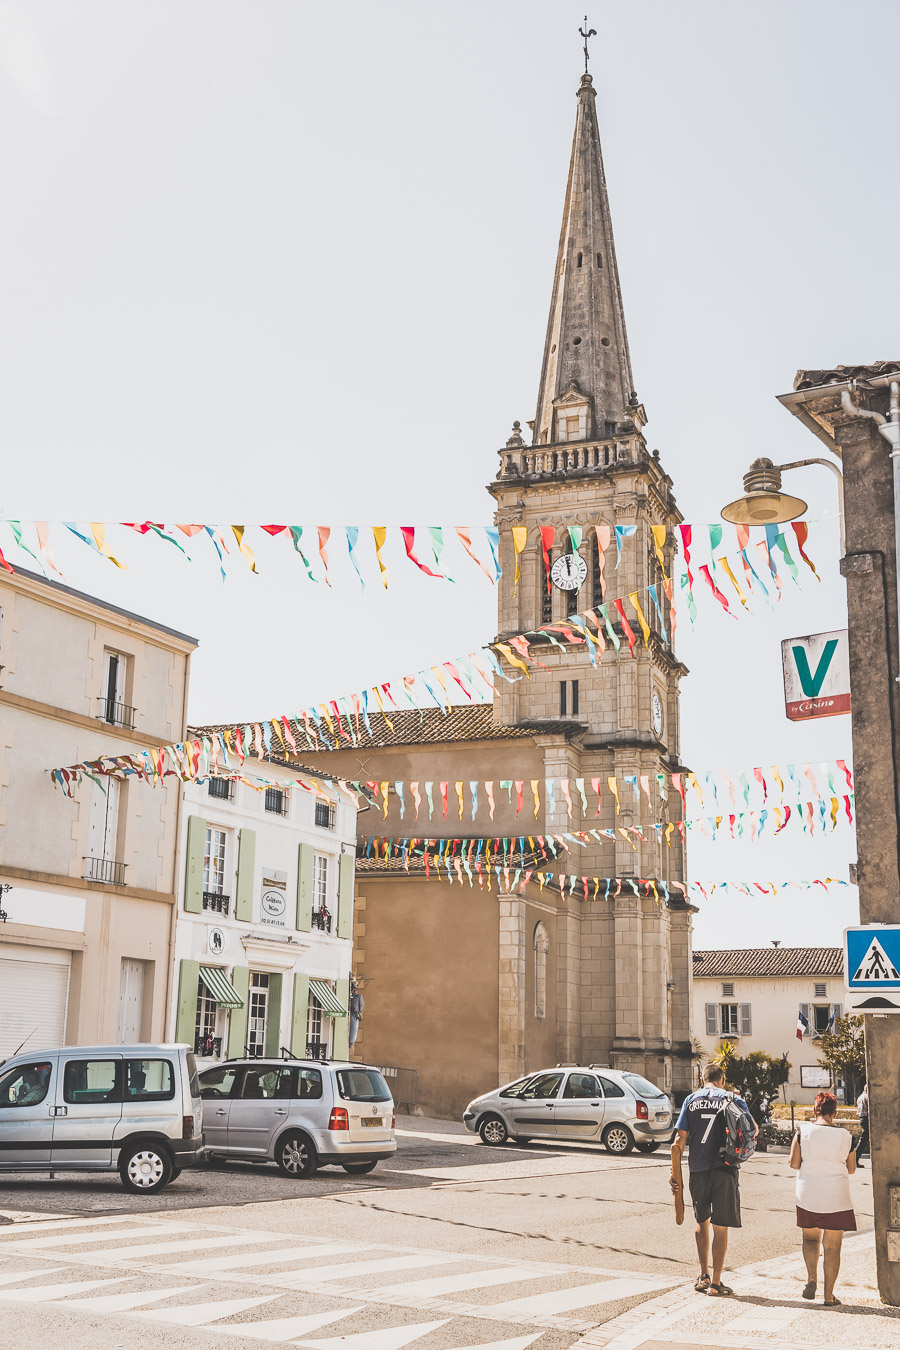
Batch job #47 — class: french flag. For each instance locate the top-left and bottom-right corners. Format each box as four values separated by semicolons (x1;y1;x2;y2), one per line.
797;1009;810;1041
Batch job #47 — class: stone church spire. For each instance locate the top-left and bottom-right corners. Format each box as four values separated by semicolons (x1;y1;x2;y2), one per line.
532;72;640;447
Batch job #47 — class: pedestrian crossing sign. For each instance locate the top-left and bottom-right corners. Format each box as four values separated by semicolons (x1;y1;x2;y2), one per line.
844;925;900;1012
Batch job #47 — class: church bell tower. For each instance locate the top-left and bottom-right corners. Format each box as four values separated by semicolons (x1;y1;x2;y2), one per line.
488;69;694;1093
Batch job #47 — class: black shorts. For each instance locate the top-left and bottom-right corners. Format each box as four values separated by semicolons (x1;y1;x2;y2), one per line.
689;1167;741;1228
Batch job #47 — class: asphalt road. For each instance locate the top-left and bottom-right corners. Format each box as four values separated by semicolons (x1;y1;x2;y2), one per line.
0;1118;877;1350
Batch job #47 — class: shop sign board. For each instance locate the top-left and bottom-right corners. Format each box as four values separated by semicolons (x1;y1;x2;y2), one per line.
782;629;850;721
260;869;288;927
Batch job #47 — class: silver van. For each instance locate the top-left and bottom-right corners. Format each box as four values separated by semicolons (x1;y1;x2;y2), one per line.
198;1058;397;1178
0;1043;204;1193
463;1065;674;1155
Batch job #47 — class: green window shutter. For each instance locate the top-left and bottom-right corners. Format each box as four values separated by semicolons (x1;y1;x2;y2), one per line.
264;972;283;1058
297;843;314;931
184;816;207;913
235;828;256;922
337;853;355;940
332;977;351;1059
175;959;200;1043
227;966;251;1057
291;973;310;1056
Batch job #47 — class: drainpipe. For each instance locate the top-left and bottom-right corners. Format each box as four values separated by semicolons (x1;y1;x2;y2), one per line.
841;383;900;678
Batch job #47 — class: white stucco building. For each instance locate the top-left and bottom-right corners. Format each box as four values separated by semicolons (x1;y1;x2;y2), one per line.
692;948;845;1103
0;565;195;1055
170;745;360;1067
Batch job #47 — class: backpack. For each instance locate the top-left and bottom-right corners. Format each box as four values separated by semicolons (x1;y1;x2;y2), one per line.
720;1093;758;1167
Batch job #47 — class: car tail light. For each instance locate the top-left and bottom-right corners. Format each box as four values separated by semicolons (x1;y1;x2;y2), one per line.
635;1101;649;1120
329;1107;349;1131
182;1115;194;1139
392;1108;396;1130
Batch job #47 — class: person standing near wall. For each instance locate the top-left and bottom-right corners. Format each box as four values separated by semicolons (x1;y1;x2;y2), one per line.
789;1091;857;1306
349;979;365;1049
856;1082;870;1166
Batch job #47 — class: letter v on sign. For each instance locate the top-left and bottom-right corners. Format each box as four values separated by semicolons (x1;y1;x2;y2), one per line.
792;639;838;697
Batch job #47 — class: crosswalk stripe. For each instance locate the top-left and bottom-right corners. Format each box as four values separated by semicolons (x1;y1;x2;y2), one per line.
450;1336;544;1350
486;1276;678;1318
1;1224;195;1253
727;1306;805;1332
63;1285;208;1313
299;1318;450;1350
170;1242;361;1275
370;1267;539;1299
106;1233;284;1261
137;1294;279;1326
216;1305;365;1342
0;1277;130;1302
0;1268;65;1286
285;1253;458;1285
0;1216;148;1239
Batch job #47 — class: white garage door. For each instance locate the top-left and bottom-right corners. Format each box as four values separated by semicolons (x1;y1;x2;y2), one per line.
0;950;70;1057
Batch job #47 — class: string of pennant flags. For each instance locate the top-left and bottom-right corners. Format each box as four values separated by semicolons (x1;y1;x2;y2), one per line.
0;519;824;617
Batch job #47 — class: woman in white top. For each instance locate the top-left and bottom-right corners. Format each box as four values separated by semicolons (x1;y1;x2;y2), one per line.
789;1091;857;1306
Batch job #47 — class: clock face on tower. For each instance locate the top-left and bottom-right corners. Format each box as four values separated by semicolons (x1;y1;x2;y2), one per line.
550;552;587;592
652;691;663;738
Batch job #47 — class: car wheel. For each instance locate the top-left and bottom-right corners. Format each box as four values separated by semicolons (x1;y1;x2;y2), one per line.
342;1161;378;1174
636;1141;661;1153
119;1143;173;1194
602;1123;635;1156
478;1114;509;1146
277;1131;318;1179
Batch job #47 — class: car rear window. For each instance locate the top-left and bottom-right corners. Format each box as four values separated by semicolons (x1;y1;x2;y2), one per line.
335;1068;391;1102
623;1072;665;1098
296;1068;323;1100
125;1059;175;1101
186;1051;200;1098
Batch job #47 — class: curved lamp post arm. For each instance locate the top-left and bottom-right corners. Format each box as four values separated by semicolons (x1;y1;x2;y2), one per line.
777;457;845;555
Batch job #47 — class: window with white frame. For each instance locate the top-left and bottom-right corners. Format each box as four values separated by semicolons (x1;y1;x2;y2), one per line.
534;922;549;1019
306;989;332;1059
204;828;227;895
247;972;269;1057
100;650;134;729
195;985;218;1055
314;855;329;912
720;1004;739;1036
813;1004;832;1035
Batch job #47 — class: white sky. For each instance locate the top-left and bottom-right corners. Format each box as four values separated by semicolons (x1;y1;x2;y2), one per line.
2;0;898;950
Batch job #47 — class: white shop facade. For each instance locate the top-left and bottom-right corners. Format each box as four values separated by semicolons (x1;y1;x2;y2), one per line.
170;753;358;1066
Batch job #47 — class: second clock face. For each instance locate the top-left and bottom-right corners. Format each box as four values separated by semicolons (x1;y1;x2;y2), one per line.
550;552;587;592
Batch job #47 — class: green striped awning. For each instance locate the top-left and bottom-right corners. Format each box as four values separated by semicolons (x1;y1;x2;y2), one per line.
199;965;245;1009
309;979;348;1017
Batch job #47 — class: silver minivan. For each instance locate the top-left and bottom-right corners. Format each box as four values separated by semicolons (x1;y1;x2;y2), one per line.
463;1065;674;1155
0;1043;204;1193
199;1058;397;1178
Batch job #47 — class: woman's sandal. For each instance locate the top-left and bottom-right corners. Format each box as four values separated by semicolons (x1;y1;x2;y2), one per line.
694;1275;711;1294
802;1282;816;1300
823;1297;842;1307
707;1282;734;1297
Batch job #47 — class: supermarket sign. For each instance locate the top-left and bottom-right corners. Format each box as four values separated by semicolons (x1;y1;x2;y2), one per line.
781;629;850;722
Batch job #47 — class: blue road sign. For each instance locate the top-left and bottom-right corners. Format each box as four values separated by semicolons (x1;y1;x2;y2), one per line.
845;927;900;1013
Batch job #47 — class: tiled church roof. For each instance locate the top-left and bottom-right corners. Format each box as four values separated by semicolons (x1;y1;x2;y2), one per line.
192;704;533;753
693;948;842;979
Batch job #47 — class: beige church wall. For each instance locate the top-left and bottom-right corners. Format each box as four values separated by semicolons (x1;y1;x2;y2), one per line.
353;873;500;1119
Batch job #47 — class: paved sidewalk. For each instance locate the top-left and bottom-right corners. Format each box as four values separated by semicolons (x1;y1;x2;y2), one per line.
579;1232;900;1350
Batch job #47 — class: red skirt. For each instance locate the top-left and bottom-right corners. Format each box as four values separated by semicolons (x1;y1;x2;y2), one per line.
796;1205;857;1231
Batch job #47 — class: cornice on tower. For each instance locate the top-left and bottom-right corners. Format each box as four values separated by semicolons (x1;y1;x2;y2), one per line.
531;72;640;449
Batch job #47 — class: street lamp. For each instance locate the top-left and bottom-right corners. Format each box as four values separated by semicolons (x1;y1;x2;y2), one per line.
721;455;845;554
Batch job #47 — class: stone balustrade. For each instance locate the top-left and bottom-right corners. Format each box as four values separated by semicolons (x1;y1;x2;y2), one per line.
497;437;642;479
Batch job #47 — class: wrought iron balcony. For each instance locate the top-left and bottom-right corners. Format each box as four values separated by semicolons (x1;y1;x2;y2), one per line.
195;1035;223;1058
311;907;332;934
83;857;126;885
203;891;230;914
98;697;136;730
306;1040;328;1061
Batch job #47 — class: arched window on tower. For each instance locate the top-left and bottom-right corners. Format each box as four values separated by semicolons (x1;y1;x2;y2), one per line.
541;555;553;626
534;922;549;1019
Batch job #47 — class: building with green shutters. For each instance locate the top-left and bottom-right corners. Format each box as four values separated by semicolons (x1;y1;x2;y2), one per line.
169;735;358;1067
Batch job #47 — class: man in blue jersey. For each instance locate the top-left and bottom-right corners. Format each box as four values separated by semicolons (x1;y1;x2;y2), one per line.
670;1064;748;1296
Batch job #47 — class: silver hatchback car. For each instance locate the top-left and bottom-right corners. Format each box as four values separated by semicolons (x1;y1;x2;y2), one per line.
463;1065;674;1155
198;1058;397;1178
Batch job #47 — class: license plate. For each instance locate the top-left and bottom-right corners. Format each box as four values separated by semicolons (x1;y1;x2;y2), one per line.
361;1117;382;1127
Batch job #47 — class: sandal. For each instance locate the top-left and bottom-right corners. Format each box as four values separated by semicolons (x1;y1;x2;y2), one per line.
694;1274;711;1293
708;1282;734;1297
802;1282;816;1300
823;1297;842;1307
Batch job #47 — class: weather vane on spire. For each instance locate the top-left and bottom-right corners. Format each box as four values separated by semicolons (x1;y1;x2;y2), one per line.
579;16;596;74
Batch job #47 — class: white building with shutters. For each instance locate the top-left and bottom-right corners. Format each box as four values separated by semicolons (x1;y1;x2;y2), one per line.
692;948;845;1104
169;748;359;1068
0;565;195;1057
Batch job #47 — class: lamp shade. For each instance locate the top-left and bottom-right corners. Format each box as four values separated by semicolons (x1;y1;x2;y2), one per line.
721;490;808;526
